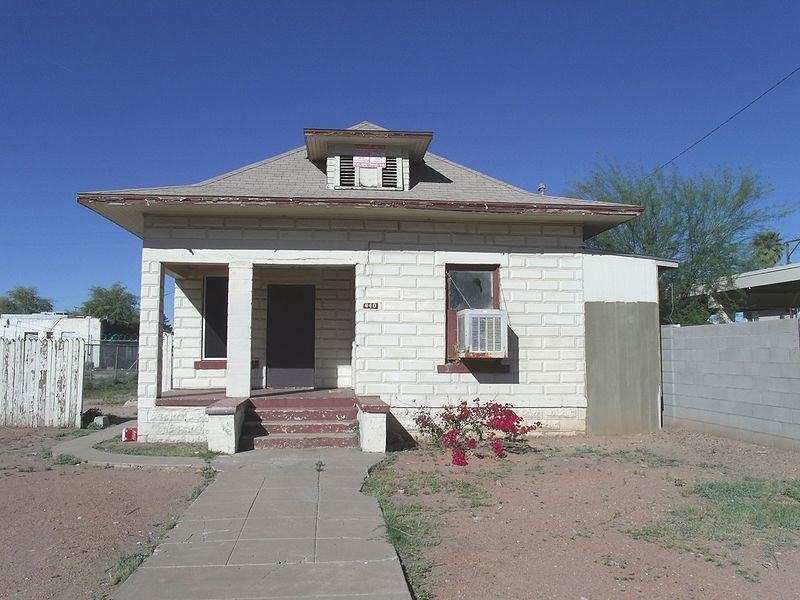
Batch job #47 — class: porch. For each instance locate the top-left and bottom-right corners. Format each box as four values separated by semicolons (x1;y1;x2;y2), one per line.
137;260;388;452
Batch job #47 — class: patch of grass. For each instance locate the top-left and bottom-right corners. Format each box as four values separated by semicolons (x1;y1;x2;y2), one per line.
569;445;680;468
369;466;491;508
38;447;52;459
56;428;94;439
107;551;147;585
54;453;82;465
186;462;216;502
83;374;137;402
631;476;800;562
93;438;219;460
362;455;445;600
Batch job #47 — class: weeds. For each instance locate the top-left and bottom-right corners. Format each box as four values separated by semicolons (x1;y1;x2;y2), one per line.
631;476;800;563
186;462;216;502
93;438;219;460
569;445;680;468
54;453;82;465
56;428;94;439
37;447;52;459
362;455;447;600
107;552;147;585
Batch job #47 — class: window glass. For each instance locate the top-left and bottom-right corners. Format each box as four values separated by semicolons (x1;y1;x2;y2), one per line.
448;271;493;311
204;277;228;358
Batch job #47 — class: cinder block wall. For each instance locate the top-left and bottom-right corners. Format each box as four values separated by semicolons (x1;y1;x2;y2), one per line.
662;320;800;450
171;264;354;390
143;216;588;435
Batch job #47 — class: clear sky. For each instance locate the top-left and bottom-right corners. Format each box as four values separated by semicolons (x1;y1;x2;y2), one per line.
2;1;798;315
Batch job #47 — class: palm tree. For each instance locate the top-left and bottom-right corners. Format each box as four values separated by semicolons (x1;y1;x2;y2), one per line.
751;231;783;269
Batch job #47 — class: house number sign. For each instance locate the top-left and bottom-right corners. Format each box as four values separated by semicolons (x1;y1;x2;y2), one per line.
363;302;379;310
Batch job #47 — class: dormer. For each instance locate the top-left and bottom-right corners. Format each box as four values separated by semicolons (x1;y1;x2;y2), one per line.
304;125;433;191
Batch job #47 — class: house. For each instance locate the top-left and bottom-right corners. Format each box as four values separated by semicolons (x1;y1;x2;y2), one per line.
727;263;800;321
78;121;675;453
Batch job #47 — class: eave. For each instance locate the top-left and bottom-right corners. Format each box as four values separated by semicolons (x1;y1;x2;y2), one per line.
77;193;642;240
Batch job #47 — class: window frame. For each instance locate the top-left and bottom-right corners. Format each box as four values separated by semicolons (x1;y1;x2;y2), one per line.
445;264;500;361
202;275;229;360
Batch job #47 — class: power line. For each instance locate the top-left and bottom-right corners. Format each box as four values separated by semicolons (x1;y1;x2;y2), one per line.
650;63;800;176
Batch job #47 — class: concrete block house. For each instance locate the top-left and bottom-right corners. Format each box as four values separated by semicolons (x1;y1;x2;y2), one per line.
79;122;674;453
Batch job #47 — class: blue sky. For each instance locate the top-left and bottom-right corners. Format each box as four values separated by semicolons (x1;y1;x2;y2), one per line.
1;1;798;315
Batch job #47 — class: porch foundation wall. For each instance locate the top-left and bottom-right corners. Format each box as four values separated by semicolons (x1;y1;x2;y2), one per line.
137;406;207;443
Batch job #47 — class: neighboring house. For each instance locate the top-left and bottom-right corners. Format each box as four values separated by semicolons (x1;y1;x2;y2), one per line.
78;121;675;453
728;263;800;321
1;312;101;342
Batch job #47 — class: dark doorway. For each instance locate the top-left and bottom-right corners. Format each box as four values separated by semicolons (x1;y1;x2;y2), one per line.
266;284;315;388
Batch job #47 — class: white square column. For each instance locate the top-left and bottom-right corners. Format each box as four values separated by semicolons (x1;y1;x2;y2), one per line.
137;258;164;411
226;262;254;398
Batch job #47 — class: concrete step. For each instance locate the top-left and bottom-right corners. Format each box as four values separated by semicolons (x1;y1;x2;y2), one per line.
247;407;358;421
240;432;359;450
242;420;357;435
248;396;355;409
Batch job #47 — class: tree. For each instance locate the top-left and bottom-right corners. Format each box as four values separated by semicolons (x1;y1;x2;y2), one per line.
570;160;786;325
750;231;783;269
0;286;53;314
80;282;139;326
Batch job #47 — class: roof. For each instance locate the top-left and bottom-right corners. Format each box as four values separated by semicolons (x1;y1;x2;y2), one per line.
582;248;679;269
716;263;800;311
77;121;643;238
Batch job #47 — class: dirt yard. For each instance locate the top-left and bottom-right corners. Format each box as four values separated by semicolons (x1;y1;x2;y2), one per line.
368;428;800;600
0;427;203;600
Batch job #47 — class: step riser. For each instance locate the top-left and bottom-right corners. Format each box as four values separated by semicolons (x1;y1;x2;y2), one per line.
243;422;356;435
248;409;358;421
249;398;355;409
250;436;359;449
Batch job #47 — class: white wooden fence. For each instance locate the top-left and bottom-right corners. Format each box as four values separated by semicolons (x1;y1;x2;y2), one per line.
0;338;84;427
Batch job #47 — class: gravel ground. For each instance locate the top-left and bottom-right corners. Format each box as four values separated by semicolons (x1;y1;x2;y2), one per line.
0;426;202;600
387;428;800;600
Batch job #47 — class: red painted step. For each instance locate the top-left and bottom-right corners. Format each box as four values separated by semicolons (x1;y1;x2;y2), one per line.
248;397;355;409
248;408;358;421
243;420;356;435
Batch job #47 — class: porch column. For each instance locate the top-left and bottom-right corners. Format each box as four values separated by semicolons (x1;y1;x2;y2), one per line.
226;262;254;398
137;258;164;409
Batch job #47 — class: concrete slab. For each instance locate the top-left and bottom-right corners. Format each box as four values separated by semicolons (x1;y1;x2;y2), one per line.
163;518;245;543
112;448;412;600
227;538;315;565
240;516;317;539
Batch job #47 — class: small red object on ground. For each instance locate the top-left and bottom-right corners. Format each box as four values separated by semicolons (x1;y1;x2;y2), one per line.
122;427;138;442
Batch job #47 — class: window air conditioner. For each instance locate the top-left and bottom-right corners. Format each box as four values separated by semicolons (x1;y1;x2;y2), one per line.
456;309;508;359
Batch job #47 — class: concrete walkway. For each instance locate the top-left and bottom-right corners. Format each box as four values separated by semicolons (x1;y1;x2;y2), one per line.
54;424;411;598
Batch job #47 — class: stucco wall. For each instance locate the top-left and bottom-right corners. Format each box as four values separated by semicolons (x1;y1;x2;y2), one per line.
142;216;587;434
583;253;662;434
662;320;800;450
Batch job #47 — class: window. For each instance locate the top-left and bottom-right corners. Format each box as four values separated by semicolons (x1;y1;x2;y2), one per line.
338;155;402;189
203;276;228;359
445;265;499;360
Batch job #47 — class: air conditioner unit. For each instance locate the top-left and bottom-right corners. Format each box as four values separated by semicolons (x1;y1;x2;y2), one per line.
457;309;508;359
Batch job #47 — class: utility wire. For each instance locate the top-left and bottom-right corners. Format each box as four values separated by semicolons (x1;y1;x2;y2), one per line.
650;63;800;176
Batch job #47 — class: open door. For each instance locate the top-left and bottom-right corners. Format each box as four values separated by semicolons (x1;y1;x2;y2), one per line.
266;284;315;388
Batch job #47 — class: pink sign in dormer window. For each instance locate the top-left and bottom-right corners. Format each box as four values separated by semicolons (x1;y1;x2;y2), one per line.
353;145;386;168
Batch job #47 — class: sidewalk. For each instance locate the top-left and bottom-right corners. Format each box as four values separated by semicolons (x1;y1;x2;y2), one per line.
57;426;411;600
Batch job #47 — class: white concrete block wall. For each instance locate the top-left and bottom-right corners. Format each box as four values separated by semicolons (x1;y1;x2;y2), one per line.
662;320;800;450
142;216;587;434
169;263;354;391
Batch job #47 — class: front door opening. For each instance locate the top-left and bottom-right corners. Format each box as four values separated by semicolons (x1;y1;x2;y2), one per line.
266;284;315;388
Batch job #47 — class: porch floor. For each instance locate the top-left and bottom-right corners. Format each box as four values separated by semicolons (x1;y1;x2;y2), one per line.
156;387;355;407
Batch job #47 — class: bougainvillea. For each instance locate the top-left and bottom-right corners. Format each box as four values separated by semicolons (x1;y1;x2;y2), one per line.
414;399;542;466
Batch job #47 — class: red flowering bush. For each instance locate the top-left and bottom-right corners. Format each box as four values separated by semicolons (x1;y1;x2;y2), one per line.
414;399;542;466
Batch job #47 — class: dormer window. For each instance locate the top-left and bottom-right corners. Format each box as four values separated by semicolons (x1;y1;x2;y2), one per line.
339;152;401;190
304;126;432;193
